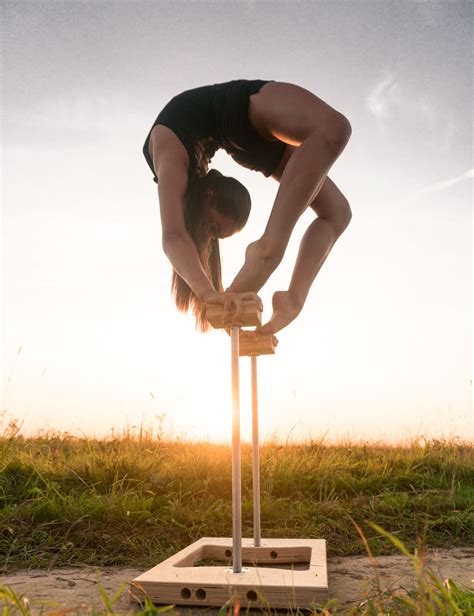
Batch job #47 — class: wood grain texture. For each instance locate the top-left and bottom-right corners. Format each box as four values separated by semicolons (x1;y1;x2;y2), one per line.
239;331;277;356
205;300;262;329
131;537;328;609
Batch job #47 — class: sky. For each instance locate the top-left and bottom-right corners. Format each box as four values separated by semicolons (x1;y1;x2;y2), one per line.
2;0;472;443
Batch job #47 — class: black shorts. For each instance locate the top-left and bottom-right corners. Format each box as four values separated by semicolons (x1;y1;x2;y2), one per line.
143;79;287;182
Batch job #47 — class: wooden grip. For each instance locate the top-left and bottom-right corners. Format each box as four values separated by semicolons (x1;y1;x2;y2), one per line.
205;299;262;329
239;331;277;357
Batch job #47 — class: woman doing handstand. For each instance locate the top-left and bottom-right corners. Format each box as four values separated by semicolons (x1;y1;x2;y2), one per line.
143;79;352;334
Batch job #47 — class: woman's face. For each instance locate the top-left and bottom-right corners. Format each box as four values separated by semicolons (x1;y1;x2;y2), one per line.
208;208;240;238
204;188;241;238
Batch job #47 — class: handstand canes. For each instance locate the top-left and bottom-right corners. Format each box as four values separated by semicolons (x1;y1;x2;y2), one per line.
131;300;328;609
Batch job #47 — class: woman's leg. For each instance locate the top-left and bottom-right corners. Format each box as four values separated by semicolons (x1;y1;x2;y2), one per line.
228;82;351;294
257;173;352;335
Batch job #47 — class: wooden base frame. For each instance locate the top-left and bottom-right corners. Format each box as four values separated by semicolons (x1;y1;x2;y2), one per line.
130;537;328;609
131;302;329;609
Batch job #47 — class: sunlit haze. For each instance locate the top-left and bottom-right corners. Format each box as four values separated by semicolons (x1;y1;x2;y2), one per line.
2;1;472;443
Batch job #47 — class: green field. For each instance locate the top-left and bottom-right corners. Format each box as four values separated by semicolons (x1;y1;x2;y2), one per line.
1;431;472;574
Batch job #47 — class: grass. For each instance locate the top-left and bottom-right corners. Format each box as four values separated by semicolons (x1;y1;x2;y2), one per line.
0;427;472;572
0;427;473;613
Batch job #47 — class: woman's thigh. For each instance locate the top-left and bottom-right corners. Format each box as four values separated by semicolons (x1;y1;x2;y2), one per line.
248;81;345;146
270;142;298;181
271;142;349;219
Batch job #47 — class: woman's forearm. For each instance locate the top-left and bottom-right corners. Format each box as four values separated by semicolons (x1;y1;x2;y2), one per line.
163;234;214;301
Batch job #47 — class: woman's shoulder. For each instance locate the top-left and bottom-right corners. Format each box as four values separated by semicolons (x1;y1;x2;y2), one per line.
148;124;181;149
147;125;194;181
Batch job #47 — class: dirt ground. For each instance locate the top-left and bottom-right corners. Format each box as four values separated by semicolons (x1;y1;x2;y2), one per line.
2;548;473;613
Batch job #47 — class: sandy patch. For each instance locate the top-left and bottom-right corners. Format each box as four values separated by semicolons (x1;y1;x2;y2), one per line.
2;548;473;613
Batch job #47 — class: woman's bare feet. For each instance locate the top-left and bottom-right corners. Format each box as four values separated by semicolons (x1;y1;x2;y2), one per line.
256;290;303;335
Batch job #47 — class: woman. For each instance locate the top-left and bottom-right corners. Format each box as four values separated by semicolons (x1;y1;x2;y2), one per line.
143;79;352;334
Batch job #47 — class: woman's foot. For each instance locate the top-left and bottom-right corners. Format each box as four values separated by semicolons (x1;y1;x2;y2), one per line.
256;290;303;335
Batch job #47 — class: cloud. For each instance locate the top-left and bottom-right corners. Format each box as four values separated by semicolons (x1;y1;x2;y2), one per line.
366;71;439;133
391;168;473;208
416;168;474;195
366;71;400;131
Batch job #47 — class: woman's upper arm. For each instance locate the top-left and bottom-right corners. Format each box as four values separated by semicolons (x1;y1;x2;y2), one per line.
157;158;190;240
151;131;191;239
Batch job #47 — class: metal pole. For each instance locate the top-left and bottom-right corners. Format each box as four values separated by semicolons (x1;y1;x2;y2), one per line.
231;326;242;573
251;355;261;547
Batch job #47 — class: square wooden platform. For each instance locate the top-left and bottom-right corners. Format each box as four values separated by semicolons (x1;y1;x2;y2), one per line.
130;537;328;610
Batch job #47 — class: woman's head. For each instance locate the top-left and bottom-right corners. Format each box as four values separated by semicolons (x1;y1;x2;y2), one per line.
171;169;251;330
198;169;251;238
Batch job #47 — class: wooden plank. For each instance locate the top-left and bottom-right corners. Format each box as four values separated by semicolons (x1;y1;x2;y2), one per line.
239;331;277;356
205;300;262;329
130;537;328;609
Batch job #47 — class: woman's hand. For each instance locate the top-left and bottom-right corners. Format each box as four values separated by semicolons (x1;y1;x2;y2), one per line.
203;290;263;324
